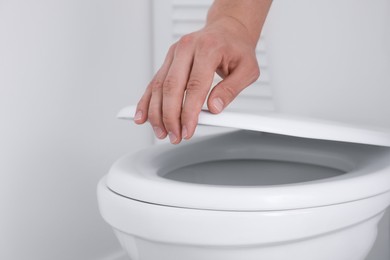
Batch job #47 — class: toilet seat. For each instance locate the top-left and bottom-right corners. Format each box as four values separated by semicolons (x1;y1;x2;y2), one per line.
118;106;390;147
106;130;390;211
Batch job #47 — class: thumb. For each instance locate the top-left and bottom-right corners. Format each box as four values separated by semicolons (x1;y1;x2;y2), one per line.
207;63;260;114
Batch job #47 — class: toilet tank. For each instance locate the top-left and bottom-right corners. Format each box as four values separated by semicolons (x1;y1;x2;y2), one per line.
263;0;390;128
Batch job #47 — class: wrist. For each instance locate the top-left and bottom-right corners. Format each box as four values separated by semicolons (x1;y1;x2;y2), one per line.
205;16;259;48
206;0;272;47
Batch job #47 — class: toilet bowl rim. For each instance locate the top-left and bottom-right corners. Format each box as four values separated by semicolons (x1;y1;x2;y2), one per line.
98;177;390;246
107;132;390;211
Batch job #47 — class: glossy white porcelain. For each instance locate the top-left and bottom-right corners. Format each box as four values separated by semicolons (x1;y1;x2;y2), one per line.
100;182;388;260
98;131;390;260
106;131;390;211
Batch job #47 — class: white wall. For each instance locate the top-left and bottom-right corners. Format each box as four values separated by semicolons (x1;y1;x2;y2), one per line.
0;0;153;259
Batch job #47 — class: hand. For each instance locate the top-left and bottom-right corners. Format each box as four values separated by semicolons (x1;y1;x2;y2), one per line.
133;0;273;144
134;17;260;144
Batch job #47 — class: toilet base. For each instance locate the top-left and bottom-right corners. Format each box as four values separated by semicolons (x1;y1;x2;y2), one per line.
114;212;383;260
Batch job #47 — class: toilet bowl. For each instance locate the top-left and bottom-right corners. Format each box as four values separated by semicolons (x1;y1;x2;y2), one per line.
98;107;390;260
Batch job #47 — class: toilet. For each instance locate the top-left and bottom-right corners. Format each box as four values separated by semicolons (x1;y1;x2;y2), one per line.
98;1;390;258
98;106;390;260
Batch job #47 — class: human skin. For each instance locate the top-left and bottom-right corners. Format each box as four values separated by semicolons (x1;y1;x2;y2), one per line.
134;0;272;144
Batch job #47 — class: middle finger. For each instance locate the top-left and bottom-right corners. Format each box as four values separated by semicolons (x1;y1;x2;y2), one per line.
162;35;196;144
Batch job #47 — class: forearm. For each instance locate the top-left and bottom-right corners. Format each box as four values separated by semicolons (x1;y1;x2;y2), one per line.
206;0;272;46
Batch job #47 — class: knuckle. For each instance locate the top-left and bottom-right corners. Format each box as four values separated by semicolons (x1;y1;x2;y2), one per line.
186;78;203;93
162;77;178;95
178;34;195;47
221;85;237;100
149;79;163;93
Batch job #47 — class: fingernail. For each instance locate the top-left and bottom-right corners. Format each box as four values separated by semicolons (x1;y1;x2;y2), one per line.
182;126;188;139
212;98;224;113
134;110;142;121
153;127;164;138
168;132;177;143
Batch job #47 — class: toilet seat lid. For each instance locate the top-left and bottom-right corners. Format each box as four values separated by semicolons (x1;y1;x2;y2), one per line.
118;105;390;147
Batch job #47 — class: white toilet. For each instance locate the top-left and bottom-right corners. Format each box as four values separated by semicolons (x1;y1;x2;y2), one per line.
98;106;390;260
